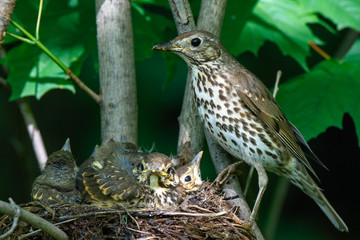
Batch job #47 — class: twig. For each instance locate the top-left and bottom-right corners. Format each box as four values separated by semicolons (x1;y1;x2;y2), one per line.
17;98;48;170
0;200;68;240
273;70;282;98
8;16;102;105
243;166;254;197
183;204;214;213
122;205;140;230
0;198;20;239
309;42;331;60
158;210;227;217
0;77;48;170
126;227;159;240
18;218;77;240
66;69;102;105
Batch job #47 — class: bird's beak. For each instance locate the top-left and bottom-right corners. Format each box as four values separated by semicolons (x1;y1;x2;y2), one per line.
192;151;203;165
152;42;171;51
62;138;72;152
152;42;186;52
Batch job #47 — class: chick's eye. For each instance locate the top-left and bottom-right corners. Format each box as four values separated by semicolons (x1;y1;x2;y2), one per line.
137;163;144;171
167;167;173;175
185;176;191;182
191;38;201;47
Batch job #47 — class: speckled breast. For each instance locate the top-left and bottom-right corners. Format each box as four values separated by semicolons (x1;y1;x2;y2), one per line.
191;66;284;169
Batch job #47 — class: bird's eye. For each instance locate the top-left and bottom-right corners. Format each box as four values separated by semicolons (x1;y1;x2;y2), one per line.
185;176;191;182
167;167;174;175
137;163;144;171
191;38;201;47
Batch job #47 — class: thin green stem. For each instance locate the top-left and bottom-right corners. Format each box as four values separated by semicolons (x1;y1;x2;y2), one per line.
243;166;254;197
9;20;101;105
10;19;68;71
6;32;35;45
36;0;44;40
10;19;36;42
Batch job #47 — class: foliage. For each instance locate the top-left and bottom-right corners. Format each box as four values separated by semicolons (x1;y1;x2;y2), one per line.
1;0;360;239
2;0;360;144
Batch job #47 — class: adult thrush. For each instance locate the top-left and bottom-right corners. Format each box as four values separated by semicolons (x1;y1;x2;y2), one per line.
78;139;181;208
32;139;81;204
153;30;348;231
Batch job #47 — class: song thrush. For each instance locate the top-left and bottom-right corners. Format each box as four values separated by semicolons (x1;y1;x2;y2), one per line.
77;140;181;208
153;30;348;231
32;139;81;204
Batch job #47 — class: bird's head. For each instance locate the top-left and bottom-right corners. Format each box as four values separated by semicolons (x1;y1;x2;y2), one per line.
45;138;78;174
135;152;179;188
153;30;223;65
177;151;203;192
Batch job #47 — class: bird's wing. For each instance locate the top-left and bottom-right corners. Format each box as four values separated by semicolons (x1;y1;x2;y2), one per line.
32;182;80;204
82;156;144;202
230;69;325;179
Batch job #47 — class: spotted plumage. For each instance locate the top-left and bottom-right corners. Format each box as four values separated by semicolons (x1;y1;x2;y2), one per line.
153;30;348;232
32;139;81;204
77;139;181;208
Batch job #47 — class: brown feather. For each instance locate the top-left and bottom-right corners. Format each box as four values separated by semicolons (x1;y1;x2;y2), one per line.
229;68;320;180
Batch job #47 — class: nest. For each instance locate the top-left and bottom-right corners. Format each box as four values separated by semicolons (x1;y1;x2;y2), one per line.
0;182;254;239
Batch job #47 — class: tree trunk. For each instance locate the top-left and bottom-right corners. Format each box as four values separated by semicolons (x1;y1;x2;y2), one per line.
96;0;138;144
0;0;16;45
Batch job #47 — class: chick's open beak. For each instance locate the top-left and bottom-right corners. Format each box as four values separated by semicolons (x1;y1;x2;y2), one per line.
142;169;168;178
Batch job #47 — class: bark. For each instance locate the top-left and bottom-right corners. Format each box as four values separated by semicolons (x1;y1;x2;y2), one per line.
197;0;226;36
96;0;138;144
168;0;203;164
0;0;16;45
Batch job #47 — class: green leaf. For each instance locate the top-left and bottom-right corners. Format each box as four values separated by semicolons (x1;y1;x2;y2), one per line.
3;0;96;100
4;44;75;100
223;0;324;70
300;0;360;31
276;59;360;146
342;39;360;62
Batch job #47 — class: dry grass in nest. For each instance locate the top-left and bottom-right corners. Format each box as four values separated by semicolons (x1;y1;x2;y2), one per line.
0;182;254;239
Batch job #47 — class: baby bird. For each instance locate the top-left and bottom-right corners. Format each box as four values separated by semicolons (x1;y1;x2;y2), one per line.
32;139;81;204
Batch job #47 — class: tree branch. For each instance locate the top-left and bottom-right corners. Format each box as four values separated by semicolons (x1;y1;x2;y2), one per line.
1;75;47;170
168;0;195;34
17;98;48;170
0;0;16;45
0;199;68;240
197;0;226;36
96;0;138;144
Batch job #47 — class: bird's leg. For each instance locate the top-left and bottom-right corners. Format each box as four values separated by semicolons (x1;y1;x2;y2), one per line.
215;161;244;186
249;163;268;224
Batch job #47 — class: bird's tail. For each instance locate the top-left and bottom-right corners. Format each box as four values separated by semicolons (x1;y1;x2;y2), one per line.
313;187;348;232
290;168;348;232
